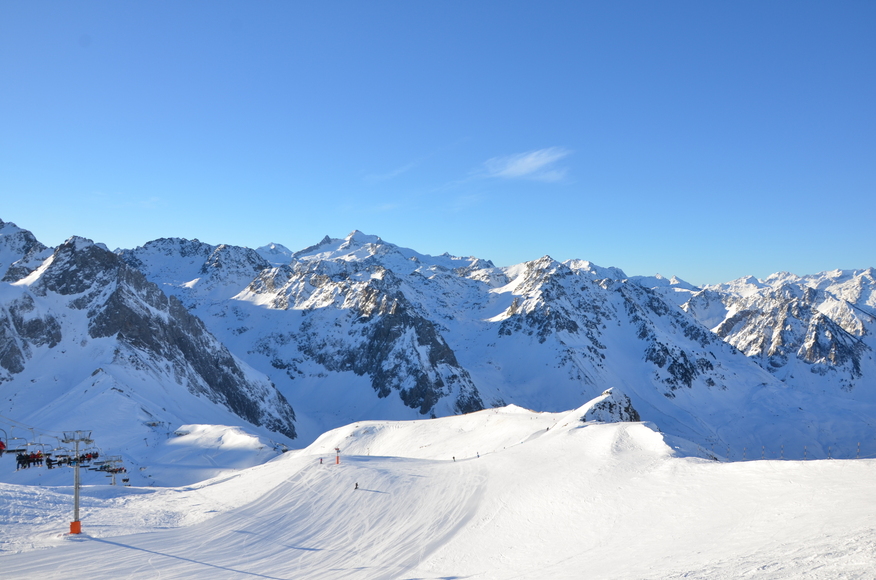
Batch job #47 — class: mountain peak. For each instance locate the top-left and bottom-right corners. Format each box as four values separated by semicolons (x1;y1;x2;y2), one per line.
0;218;50;282
256;243;294;266
61;235;109;253
343;230;383;246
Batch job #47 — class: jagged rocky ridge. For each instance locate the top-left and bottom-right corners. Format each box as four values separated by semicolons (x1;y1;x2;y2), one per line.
580;388;641;423
0;229;297;444
3;219;874;457
121;234;485;422
0;219;53;283
679;270;876;395
118;230;876;455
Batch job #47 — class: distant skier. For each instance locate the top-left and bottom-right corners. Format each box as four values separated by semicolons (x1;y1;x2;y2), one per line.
319;458;323;465
355;483;358;490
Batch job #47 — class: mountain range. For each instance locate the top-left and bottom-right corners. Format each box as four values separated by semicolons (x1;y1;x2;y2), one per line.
1;217;873;474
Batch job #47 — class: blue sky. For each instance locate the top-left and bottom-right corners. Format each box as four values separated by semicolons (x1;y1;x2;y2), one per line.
1;2;873;285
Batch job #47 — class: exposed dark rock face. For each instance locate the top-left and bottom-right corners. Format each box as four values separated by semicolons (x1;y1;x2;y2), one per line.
33;237;120;297
3;236;297;438
685;274;875;391
120;233;485;419
495;258;728;398
5;220;874;457
273;260;484;416
799;313;867;378
0;219;51;282
0;294;63;376
98;228;876;453
201;244;270;278
581;388;641;423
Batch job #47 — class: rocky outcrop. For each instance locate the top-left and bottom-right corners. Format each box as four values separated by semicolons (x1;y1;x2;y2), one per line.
102;227;876;453
685;271;876;392
581;388;641;423
0;219;52;282
3;235;298;438
265;258;485;416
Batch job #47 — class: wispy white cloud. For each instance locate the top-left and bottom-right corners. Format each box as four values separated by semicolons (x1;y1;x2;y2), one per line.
363;161;419;183
480;147;571;182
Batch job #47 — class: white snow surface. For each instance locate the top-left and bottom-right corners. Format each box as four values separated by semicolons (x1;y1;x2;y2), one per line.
1;404;874;579
631;273;701;306
256;242;294;266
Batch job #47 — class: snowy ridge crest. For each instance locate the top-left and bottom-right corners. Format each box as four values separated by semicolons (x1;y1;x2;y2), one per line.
2;218;874;461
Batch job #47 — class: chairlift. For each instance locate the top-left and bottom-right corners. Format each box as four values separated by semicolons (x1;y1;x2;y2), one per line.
52;438;73;455
26;440;50;454
81;445;102;462
99;455;127;485
52;450;73;467
5;433;28;454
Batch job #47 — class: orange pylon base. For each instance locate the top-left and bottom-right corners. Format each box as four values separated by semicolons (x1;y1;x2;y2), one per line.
70;521;81;535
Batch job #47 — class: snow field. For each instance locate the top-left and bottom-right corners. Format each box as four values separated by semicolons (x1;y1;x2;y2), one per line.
1;406;874;579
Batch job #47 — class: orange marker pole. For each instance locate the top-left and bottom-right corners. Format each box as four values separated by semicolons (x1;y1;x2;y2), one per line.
62;430;93;535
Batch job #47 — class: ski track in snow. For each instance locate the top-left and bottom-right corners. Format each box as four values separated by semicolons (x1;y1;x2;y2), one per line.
1;408;874;580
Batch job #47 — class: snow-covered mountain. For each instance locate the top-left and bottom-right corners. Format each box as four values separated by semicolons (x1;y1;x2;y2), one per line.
116;229;875;457
0;218;52;282
255;242;293;266
2;218;874;470
683;269;876;397
0;225;297;485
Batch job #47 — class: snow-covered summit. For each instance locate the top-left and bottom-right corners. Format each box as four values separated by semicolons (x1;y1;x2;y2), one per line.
685;267;876;397
109;227;876;454
565;258;628;280
118;237;270;305
629;273;701;306
3;218;875;468
62;235;109;253
0;218;51;282
0;233;298;482
291;230;489;275
255;242;293;266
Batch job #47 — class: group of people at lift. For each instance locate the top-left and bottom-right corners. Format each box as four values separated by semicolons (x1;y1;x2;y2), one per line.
2;438;124;475
13;449;101;470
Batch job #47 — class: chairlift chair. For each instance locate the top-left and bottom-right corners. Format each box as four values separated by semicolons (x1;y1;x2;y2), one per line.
52;439;73;455
6;435;28;454
26;441;50;453
81;445;102;463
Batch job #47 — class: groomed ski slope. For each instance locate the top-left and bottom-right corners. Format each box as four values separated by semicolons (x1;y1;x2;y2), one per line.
1;405;874;579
